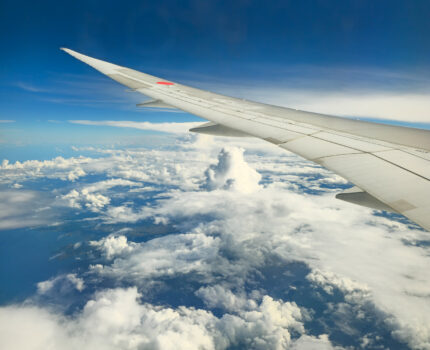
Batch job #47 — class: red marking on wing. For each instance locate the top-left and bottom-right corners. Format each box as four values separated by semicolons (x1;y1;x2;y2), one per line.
157;81;174;85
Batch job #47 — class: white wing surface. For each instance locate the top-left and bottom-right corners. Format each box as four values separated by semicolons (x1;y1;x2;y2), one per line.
61;48;430;231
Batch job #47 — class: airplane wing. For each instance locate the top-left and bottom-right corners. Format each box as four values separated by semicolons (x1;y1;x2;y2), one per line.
61;48;430;231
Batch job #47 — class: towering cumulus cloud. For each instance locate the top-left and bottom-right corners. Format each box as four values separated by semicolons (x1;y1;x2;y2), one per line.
203;147;261;193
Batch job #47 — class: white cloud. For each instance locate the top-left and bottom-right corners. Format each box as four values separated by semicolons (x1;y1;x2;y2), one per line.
0;136;278;192
15;82;47;92
102;205;152;223
0;190;53;229
196;285;257;312
69;120;204;134
1;132;430;348
0;287;334;350
60;179;142;212
0;156;93;184
61;189;110;211
83;142;430;349
0;141;215;193
193;66;430;124
82;178;143;193
290;334;344;350
89;234;136;260
0;120;15;123
67;167;86;181
306;269;370;300
223;295;306;348
37;274;85;294
246;88;430;123
90;232;220;282
70;89;430;125
203;147;261;193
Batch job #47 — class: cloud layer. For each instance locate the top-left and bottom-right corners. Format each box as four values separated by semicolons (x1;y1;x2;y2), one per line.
0;133;429;349
1;287;340;350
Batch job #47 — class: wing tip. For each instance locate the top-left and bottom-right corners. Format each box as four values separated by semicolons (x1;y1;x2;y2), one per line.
59;47;122;74
60;47;76;56
60;48;92;65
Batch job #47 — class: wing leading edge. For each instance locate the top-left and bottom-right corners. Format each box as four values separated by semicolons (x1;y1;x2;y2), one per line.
61;48;430;231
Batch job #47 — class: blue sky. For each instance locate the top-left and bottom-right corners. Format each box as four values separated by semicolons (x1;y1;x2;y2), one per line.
1;0;430;149
2;3;430;348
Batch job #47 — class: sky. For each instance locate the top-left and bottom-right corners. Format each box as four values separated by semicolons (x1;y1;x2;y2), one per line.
1;2;430;350
2;0;430;151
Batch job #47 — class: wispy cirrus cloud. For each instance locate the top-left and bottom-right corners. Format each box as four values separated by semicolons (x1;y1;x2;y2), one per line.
169;64;430;124
248;89;430;125
69;120;204;134
15;82;48;93
0;190;54;229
